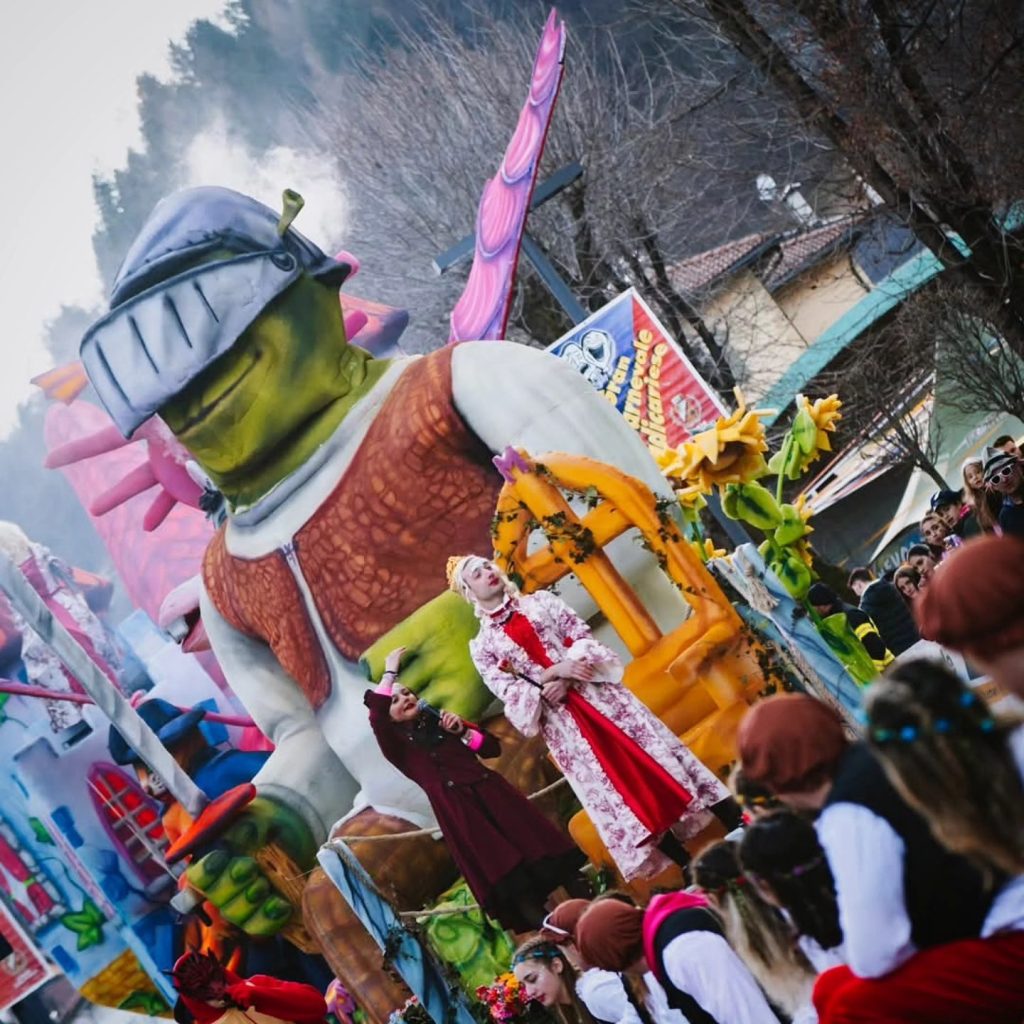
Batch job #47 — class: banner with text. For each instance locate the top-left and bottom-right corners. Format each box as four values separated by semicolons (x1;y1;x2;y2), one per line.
547;289;726;451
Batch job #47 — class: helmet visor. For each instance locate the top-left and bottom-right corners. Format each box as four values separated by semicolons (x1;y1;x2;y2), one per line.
81;249;305;436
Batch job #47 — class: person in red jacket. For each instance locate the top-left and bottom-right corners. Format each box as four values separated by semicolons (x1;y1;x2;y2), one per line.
171;950;327;1024
365;646;585;932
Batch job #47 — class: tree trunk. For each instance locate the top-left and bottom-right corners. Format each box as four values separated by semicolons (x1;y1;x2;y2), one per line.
696;0;1024;356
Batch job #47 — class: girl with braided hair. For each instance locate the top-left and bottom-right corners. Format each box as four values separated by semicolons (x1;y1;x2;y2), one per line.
692;841;817;1022
866;660;1024;947
573;895;780;1024
512;936;599;1024
865;659;1024;879
737;812;845;977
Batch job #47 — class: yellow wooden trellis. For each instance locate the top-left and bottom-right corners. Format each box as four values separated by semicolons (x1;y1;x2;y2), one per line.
491;450;774;888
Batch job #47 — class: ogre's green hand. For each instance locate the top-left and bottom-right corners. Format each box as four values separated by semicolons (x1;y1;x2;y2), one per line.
360;591;490;718
184;795;316;937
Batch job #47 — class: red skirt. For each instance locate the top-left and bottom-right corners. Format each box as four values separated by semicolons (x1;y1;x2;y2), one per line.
562;690;692;840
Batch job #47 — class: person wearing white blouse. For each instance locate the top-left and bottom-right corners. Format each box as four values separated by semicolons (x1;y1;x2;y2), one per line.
575;894;780;1024
738;691;1024;1023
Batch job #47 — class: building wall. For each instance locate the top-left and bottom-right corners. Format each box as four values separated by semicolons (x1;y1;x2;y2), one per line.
699;251;874;403
775;253;872;343
701;271;810;403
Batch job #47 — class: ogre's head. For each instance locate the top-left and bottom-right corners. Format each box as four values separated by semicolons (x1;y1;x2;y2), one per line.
82;186;352;438
81;188;383;506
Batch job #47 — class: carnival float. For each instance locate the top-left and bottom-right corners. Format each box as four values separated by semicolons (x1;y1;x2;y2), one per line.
0;10;892;1024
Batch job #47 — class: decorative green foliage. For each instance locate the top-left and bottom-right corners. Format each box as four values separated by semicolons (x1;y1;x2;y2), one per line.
60;898;106;951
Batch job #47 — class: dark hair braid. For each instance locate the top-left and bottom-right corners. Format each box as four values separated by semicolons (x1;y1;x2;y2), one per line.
739;812;843;951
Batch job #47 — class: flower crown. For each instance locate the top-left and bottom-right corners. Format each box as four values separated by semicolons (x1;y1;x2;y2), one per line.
446;555;469;593
735;793;776;809
706;875;749;899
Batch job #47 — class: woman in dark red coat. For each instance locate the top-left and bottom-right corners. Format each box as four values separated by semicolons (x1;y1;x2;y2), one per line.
364;647;585;932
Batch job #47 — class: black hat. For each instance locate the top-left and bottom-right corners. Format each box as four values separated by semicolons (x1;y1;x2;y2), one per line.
806;582;838;606
930;489;961;511
108;698;206;766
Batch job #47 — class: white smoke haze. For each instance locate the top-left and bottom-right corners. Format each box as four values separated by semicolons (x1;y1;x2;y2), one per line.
0;0;233;440
184;123;351;252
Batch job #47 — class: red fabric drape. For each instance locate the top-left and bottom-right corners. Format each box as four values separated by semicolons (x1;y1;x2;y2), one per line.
813;932;1024;1023
502;611;691;838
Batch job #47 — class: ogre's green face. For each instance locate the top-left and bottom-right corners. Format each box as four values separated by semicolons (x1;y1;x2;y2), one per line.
161;274;383;505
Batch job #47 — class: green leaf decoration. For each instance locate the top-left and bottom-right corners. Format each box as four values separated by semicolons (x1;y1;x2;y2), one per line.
119;991;170;1015
790;407;818;455
774;505;808;546
733;482;783;530
61;898;106;951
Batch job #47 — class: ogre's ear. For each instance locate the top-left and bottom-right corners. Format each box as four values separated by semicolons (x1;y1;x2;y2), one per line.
276;189;305;236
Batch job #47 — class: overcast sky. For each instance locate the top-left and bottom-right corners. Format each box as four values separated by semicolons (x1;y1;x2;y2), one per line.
0;1;232;438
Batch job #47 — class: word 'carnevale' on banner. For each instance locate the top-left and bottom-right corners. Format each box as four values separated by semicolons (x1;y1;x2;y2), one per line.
547;289;726;452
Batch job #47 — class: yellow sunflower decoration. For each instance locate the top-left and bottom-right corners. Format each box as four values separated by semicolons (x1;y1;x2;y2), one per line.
769;394;843;481
689;536;727;563
656;391;771;493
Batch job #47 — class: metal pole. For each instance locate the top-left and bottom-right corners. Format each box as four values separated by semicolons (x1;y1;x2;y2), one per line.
0;557;207;817
0;678;255;727
520;234;589;325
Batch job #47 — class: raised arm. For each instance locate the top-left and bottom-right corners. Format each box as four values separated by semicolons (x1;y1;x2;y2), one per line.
199;586;358;842
363;690;411;772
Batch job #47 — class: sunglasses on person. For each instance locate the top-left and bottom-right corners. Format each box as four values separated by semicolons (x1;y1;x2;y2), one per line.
986;464;1018;486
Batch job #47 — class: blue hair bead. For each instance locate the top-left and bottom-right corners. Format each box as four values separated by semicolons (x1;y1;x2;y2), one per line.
980;718;996;732
899;725;918;742
934;719;952;734
959;691;977;707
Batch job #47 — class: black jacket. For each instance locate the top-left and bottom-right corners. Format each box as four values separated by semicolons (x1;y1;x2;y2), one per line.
859;580;920;655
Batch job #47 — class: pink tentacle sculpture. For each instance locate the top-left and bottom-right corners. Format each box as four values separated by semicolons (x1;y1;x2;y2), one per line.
448;8;566;343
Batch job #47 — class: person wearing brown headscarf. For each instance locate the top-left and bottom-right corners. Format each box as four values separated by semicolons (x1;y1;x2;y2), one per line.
736;694;849;809
574;895;778;1023
538;899;642;1024
738;694;1024;1024
914;533;1024;698
541;898;592;946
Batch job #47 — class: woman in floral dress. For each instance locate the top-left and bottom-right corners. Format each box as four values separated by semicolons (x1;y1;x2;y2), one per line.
449;555;737;880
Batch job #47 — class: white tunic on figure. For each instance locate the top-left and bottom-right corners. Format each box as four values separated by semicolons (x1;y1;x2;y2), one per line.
199;343;689;842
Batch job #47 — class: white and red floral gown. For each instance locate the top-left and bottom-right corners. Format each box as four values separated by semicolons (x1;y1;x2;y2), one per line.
469;589;727;880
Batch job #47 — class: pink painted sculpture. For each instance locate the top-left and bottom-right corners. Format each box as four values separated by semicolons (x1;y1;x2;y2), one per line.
448;9;566;343
43;402;212;626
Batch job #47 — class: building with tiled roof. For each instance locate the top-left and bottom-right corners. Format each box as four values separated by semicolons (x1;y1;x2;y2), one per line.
666;213;923;404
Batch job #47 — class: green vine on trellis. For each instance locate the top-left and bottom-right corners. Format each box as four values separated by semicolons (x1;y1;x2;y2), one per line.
539;512;598;565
